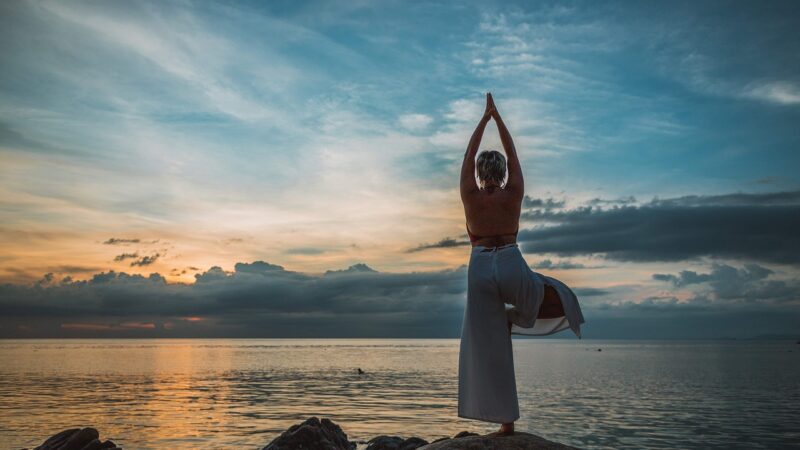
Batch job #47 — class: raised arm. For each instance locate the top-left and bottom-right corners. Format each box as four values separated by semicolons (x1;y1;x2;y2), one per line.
460;94;494;200
490;95;524;195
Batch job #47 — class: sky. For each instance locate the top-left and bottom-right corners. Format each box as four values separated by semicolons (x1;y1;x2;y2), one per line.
1;0;798;338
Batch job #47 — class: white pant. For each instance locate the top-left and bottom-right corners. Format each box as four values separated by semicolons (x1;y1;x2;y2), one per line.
457;243;584;423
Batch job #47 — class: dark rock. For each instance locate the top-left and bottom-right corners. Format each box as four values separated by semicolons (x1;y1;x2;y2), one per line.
77;439;103;450
31;428;120;450
61;427;98;450
29;418;578;450
419;431;578;449
33;428;79;450
366;435;428;450
262;417;354;450
453;432;480;439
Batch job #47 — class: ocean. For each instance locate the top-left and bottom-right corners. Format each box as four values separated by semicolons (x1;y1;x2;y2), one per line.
1;339;798;449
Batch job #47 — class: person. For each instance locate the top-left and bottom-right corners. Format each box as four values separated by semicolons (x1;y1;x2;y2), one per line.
457;93;585;435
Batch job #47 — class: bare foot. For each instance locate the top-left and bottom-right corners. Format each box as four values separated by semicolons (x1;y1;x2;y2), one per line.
498;422;514;435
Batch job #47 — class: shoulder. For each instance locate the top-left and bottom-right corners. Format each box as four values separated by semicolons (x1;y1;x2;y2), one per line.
460;184;480;201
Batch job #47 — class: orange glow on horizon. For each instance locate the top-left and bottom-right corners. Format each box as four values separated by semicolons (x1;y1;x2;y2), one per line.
181;317;205;322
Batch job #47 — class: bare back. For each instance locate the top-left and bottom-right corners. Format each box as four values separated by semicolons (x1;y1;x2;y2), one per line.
462;185;523;247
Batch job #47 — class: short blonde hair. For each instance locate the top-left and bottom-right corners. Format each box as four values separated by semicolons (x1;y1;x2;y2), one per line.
476;150;506;188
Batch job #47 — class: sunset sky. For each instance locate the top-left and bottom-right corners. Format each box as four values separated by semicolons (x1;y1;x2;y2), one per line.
1;0;798;338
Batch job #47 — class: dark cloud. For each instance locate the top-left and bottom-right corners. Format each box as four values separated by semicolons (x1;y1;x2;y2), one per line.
234;261;284;273
518;189;800;264
130;253;160;266
324;263;377;276
587;196;637;206
0;261;467;338
573;287;611;297
170;266;201;275
519;196;568;221
653;262;799;303
646;190;800;207
285;247;327;255
103;238;141;245
651;271;712;286
531;259;588;270
1;259;797;339
407;237;470;253
522;195;566;210
113;252;139;262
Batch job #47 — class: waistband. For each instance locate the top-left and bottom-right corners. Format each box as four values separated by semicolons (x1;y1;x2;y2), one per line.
471;242;519;253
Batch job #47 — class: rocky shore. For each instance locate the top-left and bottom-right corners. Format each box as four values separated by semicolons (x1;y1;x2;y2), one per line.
26;417;578;450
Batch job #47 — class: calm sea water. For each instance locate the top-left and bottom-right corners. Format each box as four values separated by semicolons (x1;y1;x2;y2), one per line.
1;339;798;449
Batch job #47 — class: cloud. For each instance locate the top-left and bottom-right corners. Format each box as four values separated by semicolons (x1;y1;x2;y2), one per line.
285;247;327;255
743;81;800;105
407;237;471;253
113;252;139;262
531;259;587;270
419;190;800;265
2;258;798;339
324;263;378;276
523;196;566;210
0;261;467;338
37;1;297;124
234;261;285;273
652;271;711;287
572;287;610;297
103;238;141;245
519;196;569;221
653;262;799;304
587;196;637;206
130;253;160;267
398;113;433;131
518;190;800;264
645;190;800;207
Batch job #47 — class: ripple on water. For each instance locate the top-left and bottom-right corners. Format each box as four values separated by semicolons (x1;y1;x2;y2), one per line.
1;339;799;450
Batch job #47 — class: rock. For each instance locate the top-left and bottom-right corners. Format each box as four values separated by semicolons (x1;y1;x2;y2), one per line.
262;417;355;450
419;431;578;450
453;432;479;439
30;428;120;450
27;419;577;450
366;435;428;450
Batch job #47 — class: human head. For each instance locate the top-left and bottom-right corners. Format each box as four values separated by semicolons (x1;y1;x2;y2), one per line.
476;150;506;188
